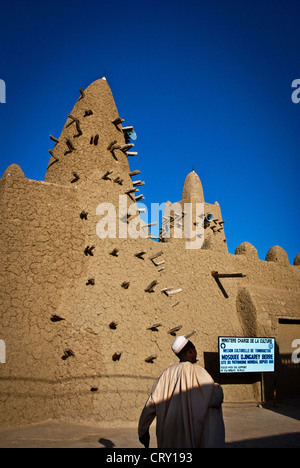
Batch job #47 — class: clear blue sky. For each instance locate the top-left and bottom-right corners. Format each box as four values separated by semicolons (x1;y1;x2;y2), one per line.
0;0;299;263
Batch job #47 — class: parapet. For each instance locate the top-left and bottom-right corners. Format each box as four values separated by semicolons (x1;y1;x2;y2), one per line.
265;245;290;265
235;242;258;260
1;164;26;181
294;252;300;266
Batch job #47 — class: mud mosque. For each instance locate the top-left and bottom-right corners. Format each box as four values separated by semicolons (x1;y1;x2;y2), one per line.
0;78;299;427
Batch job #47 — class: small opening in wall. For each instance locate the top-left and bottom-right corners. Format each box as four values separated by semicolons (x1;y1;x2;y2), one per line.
278;318;300;325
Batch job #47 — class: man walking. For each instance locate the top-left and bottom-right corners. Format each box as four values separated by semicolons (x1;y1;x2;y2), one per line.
138;335;225;448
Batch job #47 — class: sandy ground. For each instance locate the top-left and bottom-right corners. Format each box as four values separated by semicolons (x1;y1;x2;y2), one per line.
0;400;299;448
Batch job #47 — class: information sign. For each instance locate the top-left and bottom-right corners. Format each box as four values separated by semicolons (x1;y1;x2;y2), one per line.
219;337;275;373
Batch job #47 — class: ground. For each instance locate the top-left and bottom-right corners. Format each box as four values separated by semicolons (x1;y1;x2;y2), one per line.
0;399;299;448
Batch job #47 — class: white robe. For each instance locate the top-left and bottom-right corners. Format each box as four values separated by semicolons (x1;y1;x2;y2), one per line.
138;362;225;448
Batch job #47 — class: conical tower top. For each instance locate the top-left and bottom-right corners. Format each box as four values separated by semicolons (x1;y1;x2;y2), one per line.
45;77;131;189
181;170;205;204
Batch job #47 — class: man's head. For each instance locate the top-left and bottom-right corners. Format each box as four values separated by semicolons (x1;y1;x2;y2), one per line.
172;336;197;363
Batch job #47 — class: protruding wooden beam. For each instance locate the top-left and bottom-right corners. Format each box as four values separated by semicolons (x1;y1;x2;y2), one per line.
112;352;122;361
112;117;125;125
120;144;134;152
122;126;134;132
51;314;65;322
185;330;197;339
145;355;157;363
78;88;85;99
68;113;79;123
66;139;76;152
101;170;113;180
49;135;59;143
74;121;83;137
132;180;145;186
71;172;80;183
86;278;95;286
125;188;138;195
135;251;147;259
149;251;164;261
84;245;95;257
129;170;141;177
167;326;182;335
165;288;182;297
48;149;59;162
211;271;246;278
107;140;118;151
147;323;162;331
62;349;75;360
80;211;88;220
161;286;174;293
114;176;123;185
145;280;159;293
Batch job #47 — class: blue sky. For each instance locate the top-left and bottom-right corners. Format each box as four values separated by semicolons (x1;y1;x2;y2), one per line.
0;0;299;263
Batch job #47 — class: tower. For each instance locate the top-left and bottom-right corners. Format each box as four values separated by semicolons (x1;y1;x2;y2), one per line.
161;170;227;252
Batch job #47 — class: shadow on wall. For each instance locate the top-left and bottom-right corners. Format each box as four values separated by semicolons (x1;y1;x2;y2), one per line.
204;347;300;402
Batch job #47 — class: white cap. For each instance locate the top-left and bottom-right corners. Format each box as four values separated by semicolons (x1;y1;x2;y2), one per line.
171;336;188;355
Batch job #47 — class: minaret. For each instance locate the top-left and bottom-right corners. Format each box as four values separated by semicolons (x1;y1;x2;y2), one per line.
45;78;133;202
44;77;145;240
161;169;227;252
181;169;205;205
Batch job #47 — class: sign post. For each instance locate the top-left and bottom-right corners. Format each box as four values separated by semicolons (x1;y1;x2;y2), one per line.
218;337;275;402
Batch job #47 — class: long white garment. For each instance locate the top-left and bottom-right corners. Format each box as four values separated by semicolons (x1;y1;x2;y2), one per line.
138;362;225;448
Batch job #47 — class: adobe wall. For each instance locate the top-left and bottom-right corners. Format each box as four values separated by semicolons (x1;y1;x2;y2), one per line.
0;164;85;425
0;79;299;428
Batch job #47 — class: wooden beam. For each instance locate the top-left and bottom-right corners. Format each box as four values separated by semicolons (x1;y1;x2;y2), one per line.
129;170;141;177
49;135;59;143
145;355;157;363
211;271;246;278
167;326;182;335
145;280;159;293
149;251;164;261
112;117;125;125
165;288;182;297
